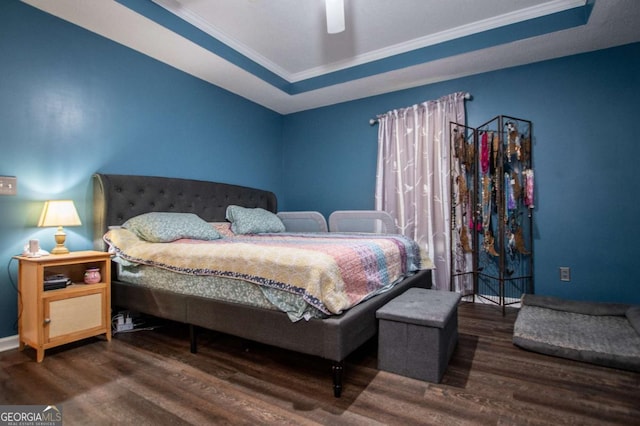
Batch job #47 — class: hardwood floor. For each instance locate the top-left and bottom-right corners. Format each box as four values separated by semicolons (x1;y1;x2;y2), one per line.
1;302;638;425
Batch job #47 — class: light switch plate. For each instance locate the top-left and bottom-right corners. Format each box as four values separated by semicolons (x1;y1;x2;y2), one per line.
0;176;17;195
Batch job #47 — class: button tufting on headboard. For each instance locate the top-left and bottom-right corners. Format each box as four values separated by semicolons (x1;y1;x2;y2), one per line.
92;173;277;251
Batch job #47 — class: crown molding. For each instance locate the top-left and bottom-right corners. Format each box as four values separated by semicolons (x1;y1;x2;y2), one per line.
153;0;587;83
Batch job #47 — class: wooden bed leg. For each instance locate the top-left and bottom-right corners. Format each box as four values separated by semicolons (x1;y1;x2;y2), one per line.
332;361;343;398
189;324;197;354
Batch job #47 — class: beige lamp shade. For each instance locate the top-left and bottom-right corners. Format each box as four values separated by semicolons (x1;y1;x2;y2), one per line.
38;200;82;254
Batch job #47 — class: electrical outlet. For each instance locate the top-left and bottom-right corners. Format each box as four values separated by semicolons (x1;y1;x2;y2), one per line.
559;267;571;282
0;176;17;195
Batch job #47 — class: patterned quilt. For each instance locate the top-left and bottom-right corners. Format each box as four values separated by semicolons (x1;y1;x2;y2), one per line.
104;229;431;316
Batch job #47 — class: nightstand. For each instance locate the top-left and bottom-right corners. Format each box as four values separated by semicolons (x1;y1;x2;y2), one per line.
14;250;111;362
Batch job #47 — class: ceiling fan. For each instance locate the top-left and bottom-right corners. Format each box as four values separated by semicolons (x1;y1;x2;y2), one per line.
325;0;345;34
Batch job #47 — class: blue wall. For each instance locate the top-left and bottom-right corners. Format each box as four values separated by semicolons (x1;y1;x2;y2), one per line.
0;1;282;338
2;0;639;340
283;42;640;305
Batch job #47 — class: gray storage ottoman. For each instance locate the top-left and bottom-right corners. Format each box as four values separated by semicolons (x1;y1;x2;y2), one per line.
376;288;461;382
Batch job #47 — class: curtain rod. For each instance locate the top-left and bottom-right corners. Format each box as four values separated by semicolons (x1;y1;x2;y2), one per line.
369;92;472;125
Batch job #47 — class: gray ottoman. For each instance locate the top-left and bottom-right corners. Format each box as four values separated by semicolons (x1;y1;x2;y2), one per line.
376;288;461;383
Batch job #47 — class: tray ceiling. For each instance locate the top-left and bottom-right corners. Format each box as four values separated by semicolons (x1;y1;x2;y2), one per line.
21;0;640;113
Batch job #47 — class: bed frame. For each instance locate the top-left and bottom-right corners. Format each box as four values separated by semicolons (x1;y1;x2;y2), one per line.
92;173;432;397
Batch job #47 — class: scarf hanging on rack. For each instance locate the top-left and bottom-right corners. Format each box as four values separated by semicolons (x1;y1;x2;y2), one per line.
524;169;535;208
481;132;489;175
506;173;516;211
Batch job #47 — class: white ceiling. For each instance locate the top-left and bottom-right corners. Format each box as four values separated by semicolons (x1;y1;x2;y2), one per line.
22;0;640;114
154;0;583;82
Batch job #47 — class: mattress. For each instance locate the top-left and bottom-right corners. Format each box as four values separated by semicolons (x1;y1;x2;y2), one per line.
106;229;430;322
115;260;326;321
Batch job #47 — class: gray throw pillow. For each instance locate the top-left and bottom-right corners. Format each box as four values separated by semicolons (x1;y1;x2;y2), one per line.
226;205;285;234
123;212;221;242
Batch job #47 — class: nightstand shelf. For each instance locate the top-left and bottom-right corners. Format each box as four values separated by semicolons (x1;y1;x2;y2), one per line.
15;250;111;362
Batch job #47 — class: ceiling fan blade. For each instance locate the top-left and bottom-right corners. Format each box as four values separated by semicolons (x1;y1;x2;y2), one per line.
326;0;345;34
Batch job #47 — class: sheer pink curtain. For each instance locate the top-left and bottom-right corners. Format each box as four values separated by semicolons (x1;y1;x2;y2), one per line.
375;92;467;291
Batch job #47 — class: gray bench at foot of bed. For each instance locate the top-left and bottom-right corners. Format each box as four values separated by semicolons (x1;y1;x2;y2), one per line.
513;294;640;372
376;288;461;383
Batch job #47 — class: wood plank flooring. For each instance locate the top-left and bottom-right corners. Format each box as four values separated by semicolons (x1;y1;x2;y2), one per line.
1;302;638;425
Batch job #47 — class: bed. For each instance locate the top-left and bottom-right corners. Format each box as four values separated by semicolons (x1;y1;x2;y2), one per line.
92;173;433;397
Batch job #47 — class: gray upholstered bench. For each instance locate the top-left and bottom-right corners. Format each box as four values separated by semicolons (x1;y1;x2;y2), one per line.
376;288;461;382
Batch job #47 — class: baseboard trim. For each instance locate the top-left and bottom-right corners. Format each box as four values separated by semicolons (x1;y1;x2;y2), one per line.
1;296;519;352
462;294;522;308
0;334;19;352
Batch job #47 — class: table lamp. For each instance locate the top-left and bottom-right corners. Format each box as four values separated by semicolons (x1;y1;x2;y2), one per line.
37;200;82;254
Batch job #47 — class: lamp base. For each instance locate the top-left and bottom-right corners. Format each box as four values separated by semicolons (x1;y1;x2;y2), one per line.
50;245;70;255
51;227;70;254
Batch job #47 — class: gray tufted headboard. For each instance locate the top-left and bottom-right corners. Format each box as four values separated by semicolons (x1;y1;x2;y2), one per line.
92;173;277;251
